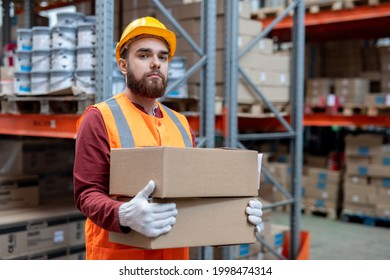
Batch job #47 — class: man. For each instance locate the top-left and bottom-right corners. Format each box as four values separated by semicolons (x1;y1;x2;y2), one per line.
73;17;262;260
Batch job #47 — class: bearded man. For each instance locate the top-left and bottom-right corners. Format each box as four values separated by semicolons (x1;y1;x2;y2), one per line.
73;17;263;260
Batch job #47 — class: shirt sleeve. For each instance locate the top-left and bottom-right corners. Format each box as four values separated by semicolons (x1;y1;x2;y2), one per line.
73;107;126;233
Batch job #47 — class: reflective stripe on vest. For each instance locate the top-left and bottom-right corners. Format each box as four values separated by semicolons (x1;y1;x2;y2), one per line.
106;97;135;148
161;104;192;148
105;99;192;148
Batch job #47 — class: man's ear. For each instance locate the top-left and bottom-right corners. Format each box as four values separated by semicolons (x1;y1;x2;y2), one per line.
117;58;127;76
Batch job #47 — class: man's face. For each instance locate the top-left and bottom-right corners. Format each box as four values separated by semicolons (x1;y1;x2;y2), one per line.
125;37;169;99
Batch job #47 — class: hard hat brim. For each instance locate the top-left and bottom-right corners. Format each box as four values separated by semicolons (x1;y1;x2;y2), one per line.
115;26;176;62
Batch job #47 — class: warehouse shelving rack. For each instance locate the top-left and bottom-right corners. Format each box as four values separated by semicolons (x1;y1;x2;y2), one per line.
2;1;390;138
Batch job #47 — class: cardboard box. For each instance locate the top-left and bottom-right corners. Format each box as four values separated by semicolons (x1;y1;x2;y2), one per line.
345;134;383;157
110;147;259;198
241;53;290;72
0;202;82;259
0;184;39;211
371;178;390;188
303;178;338;201
376;204;390;217
343;184;371;205
0;174;39;210
109;197;255;249
335;78;369;104
346;163;388;178
307;167;340;184
343;203;375;216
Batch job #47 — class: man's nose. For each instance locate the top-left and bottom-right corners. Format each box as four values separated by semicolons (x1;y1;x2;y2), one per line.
150;55;161;69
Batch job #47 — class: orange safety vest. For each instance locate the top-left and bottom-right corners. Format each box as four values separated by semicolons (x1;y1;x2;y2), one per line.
77;92;193;260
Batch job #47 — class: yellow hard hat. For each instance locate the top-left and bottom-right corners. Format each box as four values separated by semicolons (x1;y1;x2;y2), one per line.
115;16;176;62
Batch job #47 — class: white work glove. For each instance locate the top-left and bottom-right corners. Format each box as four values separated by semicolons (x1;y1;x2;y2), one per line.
246;199;263;233
118;180;178;238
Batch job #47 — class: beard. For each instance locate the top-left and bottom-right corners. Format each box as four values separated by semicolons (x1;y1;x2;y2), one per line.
126;66;167;99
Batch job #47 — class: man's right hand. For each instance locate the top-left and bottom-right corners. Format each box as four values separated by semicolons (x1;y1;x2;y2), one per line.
118;180;178;237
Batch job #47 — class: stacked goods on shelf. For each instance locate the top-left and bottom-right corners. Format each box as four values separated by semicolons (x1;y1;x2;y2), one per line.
343;134;390;218
12;12;98;96
0;174;40;211
335;78;369;105
260;224;289;260
156;0;290;114
305;40;390;112
305;78;334;108
0;201;85;260
301;167;341;217
380;46;390;93
0;139;75;202
13;29;33;94
322;41;362;78
305;78;370;107
0;139;86;259
0;65;15;95
258;143;291;205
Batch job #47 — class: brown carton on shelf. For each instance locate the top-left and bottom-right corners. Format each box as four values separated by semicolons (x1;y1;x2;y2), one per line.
109;147;259;198
109;197;256;249
0;174;40;210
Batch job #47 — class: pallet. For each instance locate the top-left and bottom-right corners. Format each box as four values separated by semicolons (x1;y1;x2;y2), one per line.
343;0;389;8
302;205;337;219
252;6;286;19
1;94;95;114
342;103;390;116
161;97;199;113
341;211;390;228
304;105;342;114
305;0;345;13
237;102;290;117
305;104;390;116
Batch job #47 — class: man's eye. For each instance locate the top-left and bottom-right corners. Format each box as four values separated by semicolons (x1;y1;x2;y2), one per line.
160;56;168;61
139;54;148;59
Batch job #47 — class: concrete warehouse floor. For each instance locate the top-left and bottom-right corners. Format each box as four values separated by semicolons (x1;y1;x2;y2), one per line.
271;210;390;260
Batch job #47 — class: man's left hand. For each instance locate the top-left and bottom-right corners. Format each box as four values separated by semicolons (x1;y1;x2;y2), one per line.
246;199;263;232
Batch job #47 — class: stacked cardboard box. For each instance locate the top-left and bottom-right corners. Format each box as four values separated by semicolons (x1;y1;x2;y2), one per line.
0;174;39;211
109;147;260;249
379;47;390;93
322;41;363;78
260;161;291;204
260;224;289;260
155;0;290;108
305;77;370;107
0;139;75;202
305;78;334;107
335;78;370;105
302;167;341;212
0;201;86;259
343;134;390;217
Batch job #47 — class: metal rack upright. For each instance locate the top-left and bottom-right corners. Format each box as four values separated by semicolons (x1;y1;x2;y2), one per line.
224;0;305;260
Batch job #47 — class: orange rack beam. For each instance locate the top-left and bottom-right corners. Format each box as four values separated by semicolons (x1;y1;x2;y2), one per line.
0;114;79;139
0;113;389;139
260;2;390;41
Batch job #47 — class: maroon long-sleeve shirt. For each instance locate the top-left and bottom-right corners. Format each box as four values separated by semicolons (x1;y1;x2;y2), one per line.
73;104;196;233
